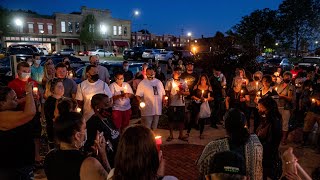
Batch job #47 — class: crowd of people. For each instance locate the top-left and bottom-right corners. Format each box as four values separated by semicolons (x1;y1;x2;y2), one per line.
0;54;320;180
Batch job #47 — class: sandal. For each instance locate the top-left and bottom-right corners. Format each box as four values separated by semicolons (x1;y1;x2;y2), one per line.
178;136;189;142
166;136;174;142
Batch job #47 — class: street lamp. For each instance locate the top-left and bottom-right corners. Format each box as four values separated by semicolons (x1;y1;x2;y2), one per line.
134;10;140;16
14;18;23;33
275;42;279;46
100;25;107;57
187;32;192;49
40;30;44;45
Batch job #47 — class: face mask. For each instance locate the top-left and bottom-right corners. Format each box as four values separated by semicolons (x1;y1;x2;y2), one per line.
80;130;87;147
147;75;155;80
35;60;41;65
283;79;290;84
123;66;129;71
90;74;99;82
99;108;112;118
254;76;260;81
21;72;31;79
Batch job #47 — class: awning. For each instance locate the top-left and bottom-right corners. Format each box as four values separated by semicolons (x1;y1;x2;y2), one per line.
113;41;129;47
61;38;80;45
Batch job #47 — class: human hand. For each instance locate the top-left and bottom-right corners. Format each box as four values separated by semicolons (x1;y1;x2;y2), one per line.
92;131;107;158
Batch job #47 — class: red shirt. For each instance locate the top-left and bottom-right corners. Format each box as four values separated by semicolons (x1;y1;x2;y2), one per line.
8;78;38;110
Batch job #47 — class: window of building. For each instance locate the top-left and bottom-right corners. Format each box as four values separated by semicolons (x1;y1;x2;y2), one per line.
118;26;122;35
75;22;80;33
124;27;127;36
68;22;73;33
27;23;33;33
138;36;141;40
38;24;44;33
89;24;94;33
113;26;117;36
48;24;53;34
61;21;66;33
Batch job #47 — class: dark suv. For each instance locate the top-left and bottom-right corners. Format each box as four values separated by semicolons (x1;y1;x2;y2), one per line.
173;50;195;62
6;45;34;62
123;46;146;60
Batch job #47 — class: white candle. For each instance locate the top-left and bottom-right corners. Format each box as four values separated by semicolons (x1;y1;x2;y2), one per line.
140;102;146;108
76;108;81;113
312;98;316;103
275;87;278;92
123;85;127;93
241;90;243;94
256;82;259;89
201;90;204;97
69;73;73;78
164;96;168;100
33;87;38;94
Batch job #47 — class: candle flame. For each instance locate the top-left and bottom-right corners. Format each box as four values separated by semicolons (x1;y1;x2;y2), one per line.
140;102;146;108
76;108;81;112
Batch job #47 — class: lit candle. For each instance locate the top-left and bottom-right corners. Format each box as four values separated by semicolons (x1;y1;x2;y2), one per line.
164;96;168;100
275;87;278;92
241;90;243;94
256;82;259;90
312;98;316;103
123;85;127;93
185;80;188;84
155;136;162;152
76;108;81;113
33;87;38;94
140;102;146;108
69;73;73;78
257;91;261;96
201;90;204;97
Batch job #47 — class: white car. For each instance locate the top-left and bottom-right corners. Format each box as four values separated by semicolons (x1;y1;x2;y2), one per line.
155;51;174;61
88;49;114;57
142;49;161;60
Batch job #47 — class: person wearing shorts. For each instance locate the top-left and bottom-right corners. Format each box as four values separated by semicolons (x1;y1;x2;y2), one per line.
165;67;189;142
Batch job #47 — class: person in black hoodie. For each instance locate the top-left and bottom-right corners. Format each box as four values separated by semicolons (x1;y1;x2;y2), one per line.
85;93;120;168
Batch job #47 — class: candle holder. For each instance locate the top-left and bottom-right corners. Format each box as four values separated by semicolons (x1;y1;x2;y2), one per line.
155;136;162;152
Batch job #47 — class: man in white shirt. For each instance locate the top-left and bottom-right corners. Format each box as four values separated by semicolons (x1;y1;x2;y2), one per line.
82;55;110;84
109;72;134;133
76;65;112;121
136;67;166;130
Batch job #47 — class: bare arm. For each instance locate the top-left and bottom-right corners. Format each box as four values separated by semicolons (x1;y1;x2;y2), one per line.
0;82;36;131
225;97;230;110
80;157;108;180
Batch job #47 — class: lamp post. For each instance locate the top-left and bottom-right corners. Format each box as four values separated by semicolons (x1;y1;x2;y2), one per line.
131;10;140;47
14;18;23;33
100;25;107;57
187;32;192;49
315;41;318;50
40;30;44;45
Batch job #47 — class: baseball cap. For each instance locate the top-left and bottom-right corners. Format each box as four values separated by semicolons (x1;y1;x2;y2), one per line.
208;151;246;176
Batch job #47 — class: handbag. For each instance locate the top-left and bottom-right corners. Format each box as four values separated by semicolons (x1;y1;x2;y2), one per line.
199;101;211;119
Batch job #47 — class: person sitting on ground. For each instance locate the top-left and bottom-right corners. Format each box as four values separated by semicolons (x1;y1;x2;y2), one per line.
0;84;36;179
107;124;177;180
44;112;110;180
204;151;247;180
197;108;263;180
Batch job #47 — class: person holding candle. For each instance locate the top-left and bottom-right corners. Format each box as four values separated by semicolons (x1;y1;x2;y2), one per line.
274;71;295;145
44;78;64;150
0;84;37;179
109;72;134;133
246;71;263;132
55;63;77;99
226;77;249;114
85;94;119;168
136;67;166;130
63;57;76;80
187;74;214;139
107;125;177;180
231;68;248;88
259;75;278;100
165;67;190;142
76;65;112;121
8;61;43;168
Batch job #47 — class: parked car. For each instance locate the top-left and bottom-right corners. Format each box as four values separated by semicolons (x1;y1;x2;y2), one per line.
78;50;89;56
262;58;282;73
54;48;76;56
74;62;143;84
279;58;293;71
142;49;161;60
123;46;147;60
155;51;174;61
38;47;49;56
298;57;320;70
173;50;195;62
6;45;34;62
88;49;115;57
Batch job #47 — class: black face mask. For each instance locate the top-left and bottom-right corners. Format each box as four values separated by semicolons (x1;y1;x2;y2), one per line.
283;79;290;84
254;76;260;81
90;74;99;82
99;108;112;118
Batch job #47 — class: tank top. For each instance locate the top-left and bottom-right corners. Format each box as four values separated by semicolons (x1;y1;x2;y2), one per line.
44;149;86;180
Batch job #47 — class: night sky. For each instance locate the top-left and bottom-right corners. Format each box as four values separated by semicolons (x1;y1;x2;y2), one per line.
1;0;283;37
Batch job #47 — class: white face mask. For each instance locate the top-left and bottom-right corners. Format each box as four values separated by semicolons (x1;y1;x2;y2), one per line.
35;60;41;65
21;72;31;79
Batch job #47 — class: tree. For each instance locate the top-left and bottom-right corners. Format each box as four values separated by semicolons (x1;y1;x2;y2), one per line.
79;14;102;48
0;6;10;39
278;0;320;55
232;8;278;51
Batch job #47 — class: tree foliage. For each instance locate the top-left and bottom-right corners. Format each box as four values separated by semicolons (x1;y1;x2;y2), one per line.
0;6;10;37
79;14;102;47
